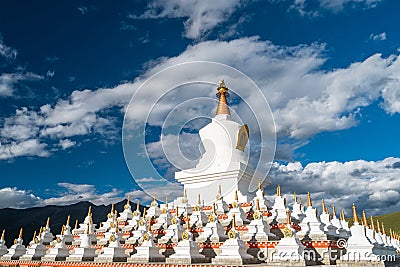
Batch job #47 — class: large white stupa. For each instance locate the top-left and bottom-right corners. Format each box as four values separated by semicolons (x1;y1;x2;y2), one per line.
175;80;265;205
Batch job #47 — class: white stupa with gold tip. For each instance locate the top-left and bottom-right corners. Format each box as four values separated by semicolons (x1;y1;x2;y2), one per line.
175;80;264;206
330;205;347;237
226;190;249;226
252;179;270;211
159;213;184;244
189;194;208;228
126;208;148;244
146;194;161;219
152;197;172;230
296;192;326;239
319;199;337;236
99;204;115;232
271;185;287;223
129;221;165;263
166;221;207;264
20;230;47;261
212;214;256;265
339;204;383;263
0;230;8;256
271;209;306;265
66;225;97;262
291;192;305;223
60;215;74;244
42;226;70;261
40;217;54;245
242;198;275;242
197;203;227;242
119;196;133;221
1;228;26;260
214;185;229;214
95;226;127;262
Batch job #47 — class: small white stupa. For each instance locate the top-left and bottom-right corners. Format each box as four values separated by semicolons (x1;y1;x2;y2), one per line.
129;221;165;263
60;215;74;244
214;185;229;214
339;204;383;263
118;196;133;222
1;228;26;260
152;197;172;230
319;199;337;236
166;220;207;264
42;226;70;261
146;194;161;219
95;227;127;262
252;180;270;211
296;193;326;239
126;208;148;244
226;190;249;226
98;204;115;233
291;192;305;223
242;198;275;242
330;205;347;237
271;209;306;265
197;203;227;242
158;215;184;244
271;185;287;223
212;215;255;265
66;225;97;262
189;194;208;228
20;230;47;261
0;230;8;256
40;217;54;245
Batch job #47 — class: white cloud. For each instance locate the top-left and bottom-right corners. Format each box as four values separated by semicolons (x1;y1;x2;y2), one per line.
0;139;49;160
268;157;400;215
0;187;42;209
370;32;387;41
0;39;17;60
58;139;76;150
136;0;245;39
0;72;43;97
46;70;55;77
288;0;382;15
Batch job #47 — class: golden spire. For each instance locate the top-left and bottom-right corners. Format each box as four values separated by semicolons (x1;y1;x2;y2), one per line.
381;222;386;235
276;185;281;197
136;201;140;211
321;199;326;214
89;213;93;224
212;203;216;214
1;229;4;240
166;197;169;209
232;214;236;229
127;195;130;204
299;198;303;208
389;228;393;239
143;208;147;218
340;209;345;221
85;224;89;234
332;204;336;217
216;80;230;115
46;217;50;227
362;210;368;227
307;192;312;207
255;198;260;211
198;194;201;206
286;208;291;225
293;192;297;203
184;189;187;199
377;219;381;233
370;216;375;230
258;179;261;190
32;230;37;242
61;225;65;235
67;215;71;226
352;204;359;223
75;219;78;229
235;190;239;201
19;228;23;238
111;203;115;213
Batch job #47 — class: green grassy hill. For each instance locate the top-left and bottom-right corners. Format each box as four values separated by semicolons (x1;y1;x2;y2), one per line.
347;211;400;235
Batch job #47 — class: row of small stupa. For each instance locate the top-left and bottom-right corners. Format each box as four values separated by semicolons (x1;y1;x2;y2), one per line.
0;184;399;266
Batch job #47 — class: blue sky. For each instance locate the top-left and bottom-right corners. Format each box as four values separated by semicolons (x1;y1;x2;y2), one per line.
1;0;400;215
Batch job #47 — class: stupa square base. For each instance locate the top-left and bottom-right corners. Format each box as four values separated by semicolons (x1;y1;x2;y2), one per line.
94;256;127;262
268;259;307;266
66;256;96;262
212;255;259;265
128;255;165;263
19;255;44;261
41;255;68;261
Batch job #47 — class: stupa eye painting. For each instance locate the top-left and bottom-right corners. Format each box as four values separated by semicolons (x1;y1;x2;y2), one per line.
0;1;399;267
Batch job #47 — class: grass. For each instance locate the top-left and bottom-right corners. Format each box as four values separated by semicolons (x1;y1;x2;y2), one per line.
346;211;400;236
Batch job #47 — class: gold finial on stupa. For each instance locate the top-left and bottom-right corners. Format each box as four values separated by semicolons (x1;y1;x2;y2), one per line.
61;225;66;235
362;210;368;227
165;197;168;209
74;219;78;229
216;80;230;115
331;204;336;217
143;208;147;218
32;230;37;243
212;203;216;214
198;194;201;206
46;217;50;227
307;192;312;207
377;219;381;233
382;222;386;235
1;229;4;240
235;190;239;201
276;185;281;197
370;216;375;230
136;201;140;211
293;192;297;203
352;204;359;223
216;185;222;200
19;228;23;238
111;203;115;213
258;179;261;190
255;198;261;211
66;215;71;226
88;206;92;216
286;208;291;225
321;199;326;214
232;214;236;229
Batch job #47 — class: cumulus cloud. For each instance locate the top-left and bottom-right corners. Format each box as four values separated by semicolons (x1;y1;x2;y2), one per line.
58;139;76;150
267;157;400;215
136;0;245;39
370;32;387;41
0;187;42;209
0;139;49;160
